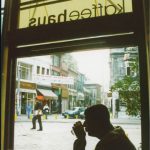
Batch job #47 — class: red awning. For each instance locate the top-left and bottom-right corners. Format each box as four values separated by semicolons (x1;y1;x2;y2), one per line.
36;95;44;101
36;89;58;100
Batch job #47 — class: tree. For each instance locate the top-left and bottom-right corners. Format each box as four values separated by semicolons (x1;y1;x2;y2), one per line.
111;56;140;116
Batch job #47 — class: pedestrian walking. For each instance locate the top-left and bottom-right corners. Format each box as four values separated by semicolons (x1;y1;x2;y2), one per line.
31;99;43;131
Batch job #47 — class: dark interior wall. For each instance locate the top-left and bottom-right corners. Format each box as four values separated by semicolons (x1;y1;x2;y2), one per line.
144;0;150;149
143;1;150;149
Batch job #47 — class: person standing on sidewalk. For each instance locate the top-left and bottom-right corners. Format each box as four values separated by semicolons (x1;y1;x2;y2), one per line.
43;103;49;119
26;103;32;119
31;99;43;131
72;104;136;150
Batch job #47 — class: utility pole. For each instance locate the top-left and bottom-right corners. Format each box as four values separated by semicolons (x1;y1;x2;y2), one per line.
58;87;62;114
112;91;119;118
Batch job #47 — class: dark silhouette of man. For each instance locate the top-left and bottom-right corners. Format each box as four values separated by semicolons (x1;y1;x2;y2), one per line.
31;99;43;131
72;104;136;150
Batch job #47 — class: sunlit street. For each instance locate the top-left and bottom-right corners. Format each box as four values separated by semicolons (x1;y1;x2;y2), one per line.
14;115;141;150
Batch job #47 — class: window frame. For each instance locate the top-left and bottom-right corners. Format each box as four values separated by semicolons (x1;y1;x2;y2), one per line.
2;0;149;150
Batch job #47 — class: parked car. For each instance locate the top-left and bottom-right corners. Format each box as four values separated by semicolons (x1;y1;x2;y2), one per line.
62;107;85;118
79;111;85;119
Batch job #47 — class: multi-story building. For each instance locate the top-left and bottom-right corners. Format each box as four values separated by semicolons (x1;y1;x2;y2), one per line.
110;47;138;86
76;72;86;107
16;55;58;115
84;81;102;105
109;47;139;117
67;54;78;109
109;48;126;86
51;54;70;113
16;53;104;115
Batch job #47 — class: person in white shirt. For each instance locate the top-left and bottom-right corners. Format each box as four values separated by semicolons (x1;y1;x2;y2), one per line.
43;103;50;119
31;99;43;131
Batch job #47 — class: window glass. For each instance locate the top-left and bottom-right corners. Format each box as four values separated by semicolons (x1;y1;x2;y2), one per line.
47;69;50;75
52;70;60;76
17;62;32;80
37;66;40;74
19;0;133;28
14;47;141;150
53;55;60;67
42;67;45;75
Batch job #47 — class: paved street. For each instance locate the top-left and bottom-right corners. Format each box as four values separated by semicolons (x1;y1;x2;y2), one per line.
14;115;141;150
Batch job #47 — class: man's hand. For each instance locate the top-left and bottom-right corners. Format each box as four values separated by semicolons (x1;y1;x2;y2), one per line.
72;121;86;139
72;121;86;150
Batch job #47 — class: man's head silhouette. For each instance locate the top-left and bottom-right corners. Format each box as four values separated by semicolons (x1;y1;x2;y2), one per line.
83;104;113;139
73;104;136;150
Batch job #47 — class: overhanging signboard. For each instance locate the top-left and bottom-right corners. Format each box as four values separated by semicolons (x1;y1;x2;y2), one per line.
19;0;133;28
50;76;74;84
34;75;74;85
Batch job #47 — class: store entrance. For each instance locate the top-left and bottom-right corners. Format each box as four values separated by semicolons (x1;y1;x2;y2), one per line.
21;92;26;114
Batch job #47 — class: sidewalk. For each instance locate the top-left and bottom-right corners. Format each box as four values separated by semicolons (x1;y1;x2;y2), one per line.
15;114;77;123
15;114;141;125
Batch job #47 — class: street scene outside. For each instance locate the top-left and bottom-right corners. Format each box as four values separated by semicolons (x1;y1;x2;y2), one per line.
14;115;141;150
14;47;141;149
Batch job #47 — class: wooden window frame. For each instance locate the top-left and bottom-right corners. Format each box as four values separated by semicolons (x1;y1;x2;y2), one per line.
2;0;149;150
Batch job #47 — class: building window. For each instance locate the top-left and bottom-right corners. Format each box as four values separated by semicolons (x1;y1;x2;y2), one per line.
46;69;49;75
18;63;32;80
53;55;60;67
37;66;40;74
42;67;45;75
52;70;60;76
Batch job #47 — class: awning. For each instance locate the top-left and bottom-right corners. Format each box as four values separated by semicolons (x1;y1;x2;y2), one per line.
36;89;58;100
36;95;44;101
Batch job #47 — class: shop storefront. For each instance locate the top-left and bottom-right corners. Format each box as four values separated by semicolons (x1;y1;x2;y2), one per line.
36;84;58;113
51;84;69;113
16;81;36;115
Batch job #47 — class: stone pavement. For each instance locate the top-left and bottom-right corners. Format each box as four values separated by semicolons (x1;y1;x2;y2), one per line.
14;119;141;150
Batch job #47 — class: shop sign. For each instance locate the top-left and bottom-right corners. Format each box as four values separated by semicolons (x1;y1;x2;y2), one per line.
107;92;112;97
34;75;74;85
19;0;132;28
20;81;36;89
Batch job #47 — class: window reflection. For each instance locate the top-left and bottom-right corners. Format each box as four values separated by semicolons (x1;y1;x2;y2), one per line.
19;0;133;28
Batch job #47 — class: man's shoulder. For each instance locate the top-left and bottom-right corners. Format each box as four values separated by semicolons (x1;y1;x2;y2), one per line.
95;141;101;150
95;127;136;150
